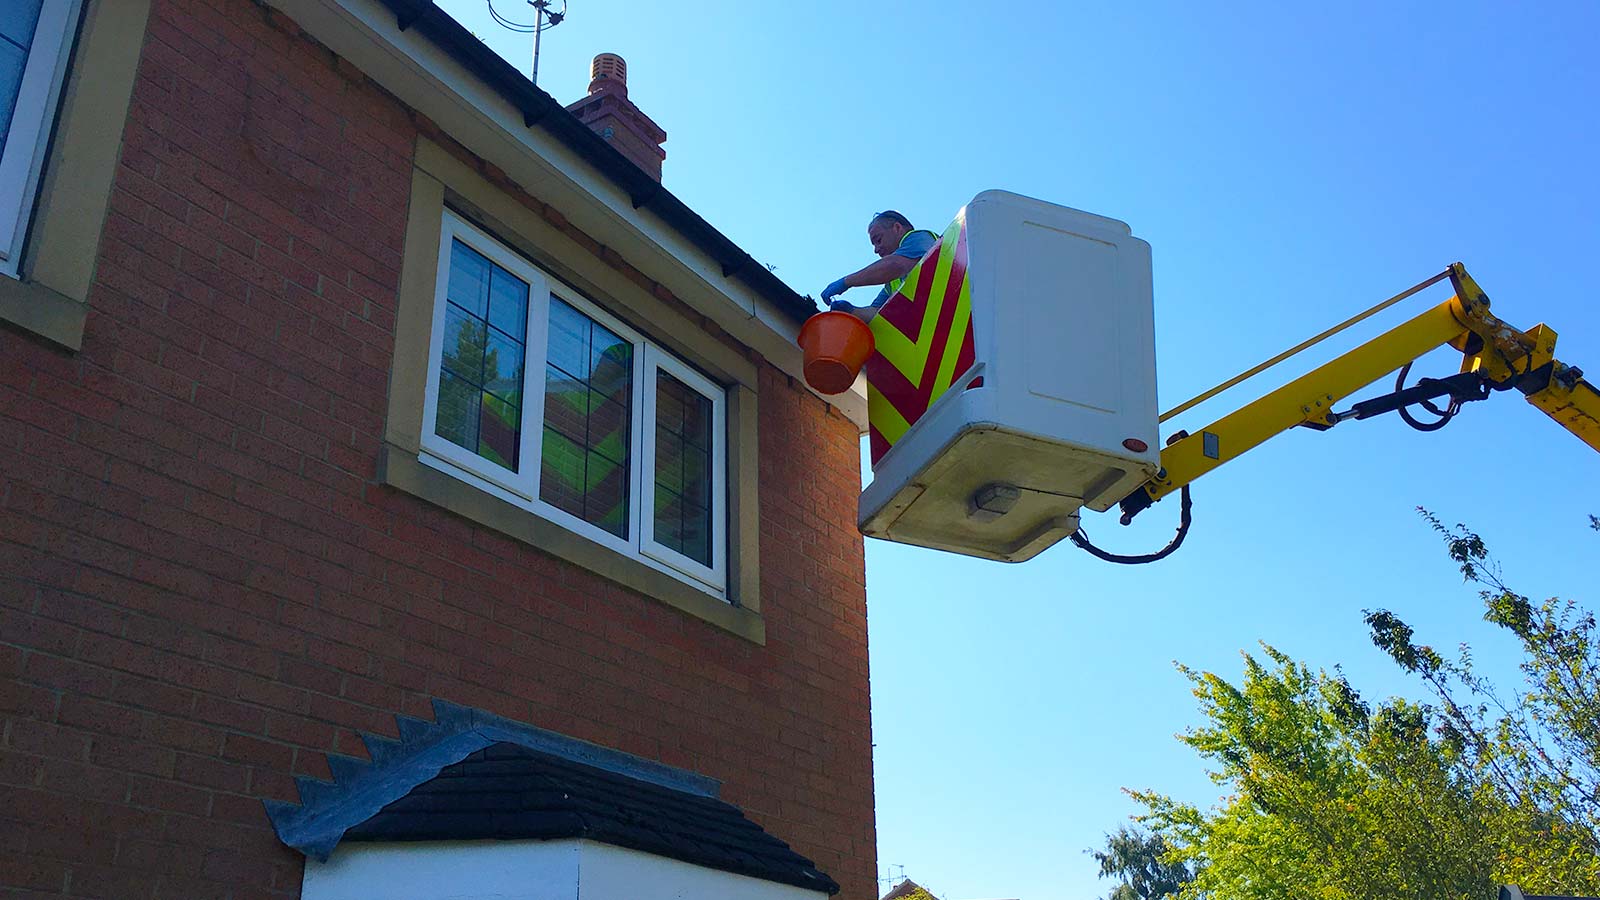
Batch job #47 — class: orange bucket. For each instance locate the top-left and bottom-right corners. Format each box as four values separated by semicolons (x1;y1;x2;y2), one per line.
797;311;875;394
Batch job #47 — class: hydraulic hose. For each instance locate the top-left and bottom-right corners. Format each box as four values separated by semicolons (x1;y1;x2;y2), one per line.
1070;486;1193;564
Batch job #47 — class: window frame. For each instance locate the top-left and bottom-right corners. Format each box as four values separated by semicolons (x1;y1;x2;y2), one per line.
639;345;728;591
419;209;730;598
530;288;647;563
0;0;82;274
420;214;550;503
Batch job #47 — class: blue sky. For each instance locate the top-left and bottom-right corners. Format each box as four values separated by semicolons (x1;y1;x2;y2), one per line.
435;2;1600;897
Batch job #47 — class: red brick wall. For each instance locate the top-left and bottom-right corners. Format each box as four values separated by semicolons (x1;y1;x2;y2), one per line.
0;0;874;896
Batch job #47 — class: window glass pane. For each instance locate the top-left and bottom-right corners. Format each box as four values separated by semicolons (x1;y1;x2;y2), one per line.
477;391;520;469
0;43;28;159
0;2;43;49
446;240;491;318
589;323;632;386
680;443;711;508
440;304;485;380
546;296;590;379
539;300;633;539
434;240;528;471
652;371;714;566
681;390;712;451
435;371;480;451
653;485;683;550
548;298;634;384
539;423;631;538
679;499;711;566
654;382;683;434
583;461;630;536
543;365;587;445
653;424;683;496
482;326;524;403
539;426;586;515
487;266;528;340
586;392;629;464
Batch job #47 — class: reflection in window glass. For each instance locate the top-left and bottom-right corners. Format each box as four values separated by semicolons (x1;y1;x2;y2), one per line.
0;0;45;159
652;371;713;566
540;298;633;538
434;240;528;470
426;215;733;592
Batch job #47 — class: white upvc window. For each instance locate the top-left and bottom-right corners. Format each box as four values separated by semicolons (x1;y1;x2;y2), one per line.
421;212;729;595
0;0;80;274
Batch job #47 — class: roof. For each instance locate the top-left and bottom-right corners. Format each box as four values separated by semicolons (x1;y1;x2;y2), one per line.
264;699;838;894
883;879;941;900
345;741;840;894
375;0;816;325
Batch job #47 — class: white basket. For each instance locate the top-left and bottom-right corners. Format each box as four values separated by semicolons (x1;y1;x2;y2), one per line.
859;190;1160;561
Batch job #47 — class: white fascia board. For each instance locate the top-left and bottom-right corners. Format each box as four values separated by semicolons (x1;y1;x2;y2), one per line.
264;0;866;428
300;840;831;900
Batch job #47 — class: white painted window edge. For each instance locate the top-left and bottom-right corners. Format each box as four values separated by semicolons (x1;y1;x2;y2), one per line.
420;212;547;501
0;0;83;275
639;344;727;590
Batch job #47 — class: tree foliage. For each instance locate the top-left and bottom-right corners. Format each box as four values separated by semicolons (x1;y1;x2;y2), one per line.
1112;514;1600;900
1365;511;1600;890
1091;825;1196;900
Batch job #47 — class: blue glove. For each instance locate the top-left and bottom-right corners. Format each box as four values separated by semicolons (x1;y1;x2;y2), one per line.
821;278;849;303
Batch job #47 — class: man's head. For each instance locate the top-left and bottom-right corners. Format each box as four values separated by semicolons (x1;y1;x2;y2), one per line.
868;210;913;257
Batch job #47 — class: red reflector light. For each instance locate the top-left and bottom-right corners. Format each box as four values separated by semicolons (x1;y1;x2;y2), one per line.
1122;438;1149;453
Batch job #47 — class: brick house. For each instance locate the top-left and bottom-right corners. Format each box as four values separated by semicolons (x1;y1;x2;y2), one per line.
0;0;874;896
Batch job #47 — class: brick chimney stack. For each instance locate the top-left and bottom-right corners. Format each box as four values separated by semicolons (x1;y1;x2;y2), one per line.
566;53;667;182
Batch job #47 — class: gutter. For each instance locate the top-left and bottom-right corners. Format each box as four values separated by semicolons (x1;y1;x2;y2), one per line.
378;0;817;325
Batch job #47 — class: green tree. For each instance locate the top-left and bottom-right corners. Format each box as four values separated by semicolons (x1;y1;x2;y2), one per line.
1132;646;1531;900
1091;824;1197;899
1366;511;1600;892
1119;514;1600;900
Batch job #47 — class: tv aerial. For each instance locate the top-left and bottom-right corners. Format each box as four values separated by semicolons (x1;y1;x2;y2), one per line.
487;0;568;86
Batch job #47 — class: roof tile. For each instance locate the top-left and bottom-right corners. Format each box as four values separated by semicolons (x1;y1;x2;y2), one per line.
344;741;839;894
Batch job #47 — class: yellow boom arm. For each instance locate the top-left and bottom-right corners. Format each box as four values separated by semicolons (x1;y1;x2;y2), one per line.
1118;263;1600;524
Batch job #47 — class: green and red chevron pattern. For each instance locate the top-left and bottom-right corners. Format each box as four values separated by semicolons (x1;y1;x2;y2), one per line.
864;215;977;466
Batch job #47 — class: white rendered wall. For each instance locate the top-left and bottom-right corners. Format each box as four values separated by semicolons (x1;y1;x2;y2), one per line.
300;839;830;900
578;842;829;900
301;840;580;900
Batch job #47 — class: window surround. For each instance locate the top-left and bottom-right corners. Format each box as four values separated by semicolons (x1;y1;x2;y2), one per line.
418;210;731;596
0;0;151;350
385;137;763;643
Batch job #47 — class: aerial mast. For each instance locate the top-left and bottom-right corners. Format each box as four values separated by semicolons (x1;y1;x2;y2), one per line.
487;0;567;85
529;0;566;86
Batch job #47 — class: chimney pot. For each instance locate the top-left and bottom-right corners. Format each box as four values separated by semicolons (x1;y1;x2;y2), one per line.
567;53;667;182
588;53;628;97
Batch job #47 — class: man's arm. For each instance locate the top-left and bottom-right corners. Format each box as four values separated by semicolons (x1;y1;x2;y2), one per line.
821;255;918;306
840;254;917;289
821;230;936;305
